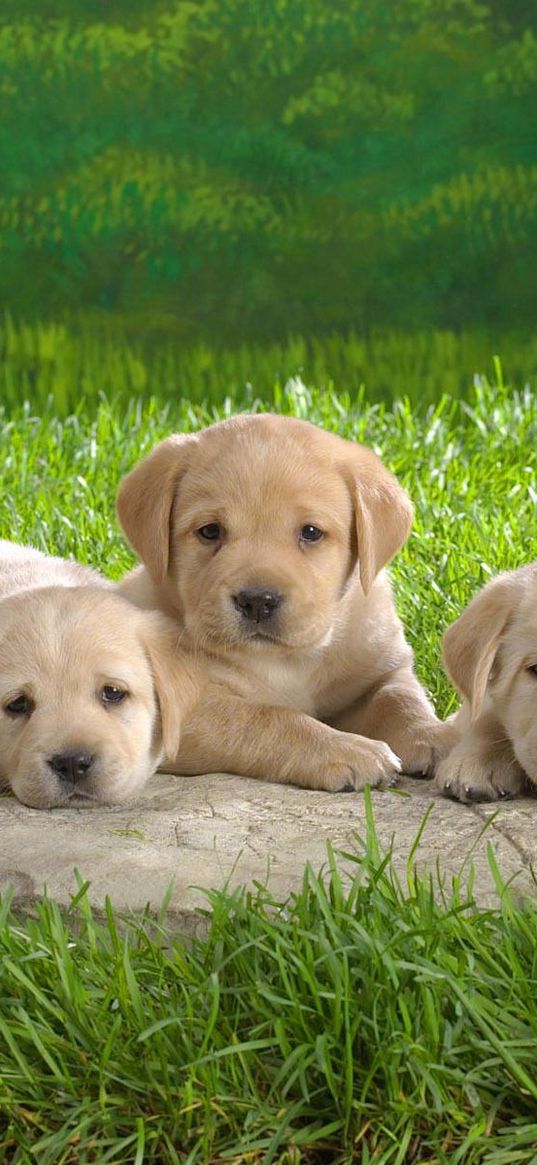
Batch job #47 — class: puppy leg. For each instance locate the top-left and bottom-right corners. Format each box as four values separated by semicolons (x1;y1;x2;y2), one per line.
435;712;525;803
330;667;444;777
165;690;401;793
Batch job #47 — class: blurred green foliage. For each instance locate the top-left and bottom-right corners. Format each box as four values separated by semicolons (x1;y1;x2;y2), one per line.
0;0;535;342
2;315;536;412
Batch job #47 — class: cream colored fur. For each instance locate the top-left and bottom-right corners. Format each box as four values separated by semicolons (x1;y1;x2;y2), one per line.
436;563;537;802
118;414;445;793
0;541;199;808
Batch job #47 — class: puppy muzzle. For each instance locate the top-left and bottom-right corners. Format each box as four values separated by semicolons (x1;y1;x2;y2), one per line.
47;749;95;784
232;587;283;625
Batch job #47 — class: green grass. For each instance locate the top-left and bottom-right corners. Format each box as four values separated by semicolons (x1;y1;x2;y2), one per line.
1;315;537;413
2;348;537;1159
1;798;537;1163
1;361;537;715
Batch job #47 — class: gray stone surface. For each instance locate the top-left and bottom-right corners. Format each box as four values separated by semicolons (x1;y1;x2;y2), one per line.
1;774;536;927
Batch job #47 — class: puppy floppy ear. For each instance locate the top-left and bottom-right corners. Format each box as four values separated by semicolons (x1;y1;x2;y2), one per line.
345;446;413;594
140;614;202;761
443;575;515;719
117;434;197;584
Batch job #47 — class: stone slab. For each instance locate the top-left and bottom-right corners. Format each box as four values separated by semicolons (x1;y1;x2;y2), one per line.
1;774;536;928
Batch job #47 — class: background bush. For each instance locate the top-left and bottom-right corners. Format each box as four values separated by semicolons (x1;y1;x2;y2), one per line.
1;0;535;344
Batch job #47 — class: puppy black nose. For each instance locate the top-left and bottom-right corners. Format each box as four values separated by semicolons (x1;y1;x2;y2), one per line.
233;587;282;623
47;750;95;783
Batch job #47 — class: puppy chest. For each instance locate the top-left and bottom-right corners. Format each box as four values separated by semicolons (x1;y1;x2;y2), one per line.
243;655;318;714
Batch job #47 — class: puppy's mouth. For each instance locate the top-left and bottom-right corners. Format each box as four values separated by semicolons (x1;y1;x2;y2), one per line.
43;784;99;809
52;769;102;807
188;595;333;653
236;621;332;652
241;624;285;646
194;618;291;651
64;788;98;805
12;783;100;810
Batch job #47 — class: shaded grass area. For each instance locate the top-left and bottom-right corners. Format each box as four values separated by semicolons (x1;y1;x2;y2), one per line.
1;367;537;715
1;315;537;412
0;796;537;1163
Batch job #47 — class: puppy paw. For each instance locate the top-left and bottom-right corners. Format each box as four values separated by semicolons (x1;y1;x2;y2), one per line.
322;735;402;794
398;740;437;779
398;720;460;779
435;751;525;804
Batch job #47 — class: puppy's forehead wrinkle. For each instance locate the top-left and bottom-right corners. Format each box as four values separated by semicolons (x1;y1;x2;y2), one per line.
178;445;350;532
194;415;338;466
0;588;151;689
0;585;139;629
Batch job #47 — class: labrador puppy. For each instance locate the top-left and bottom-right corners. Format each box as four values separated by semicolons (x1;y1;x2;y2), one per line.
117;414;443;793
435;563;537;803
0;541;199;808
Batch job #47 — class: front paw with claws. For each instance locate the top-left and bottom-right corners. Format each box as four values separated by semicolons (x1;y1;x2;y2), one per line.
321;734;402;793
435;747;525;804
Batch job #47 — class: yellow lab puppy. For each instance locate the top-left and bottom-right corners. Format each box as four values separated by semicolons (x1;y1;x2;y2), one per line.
0;541;199;808
436;563;537;803
118;414;443;793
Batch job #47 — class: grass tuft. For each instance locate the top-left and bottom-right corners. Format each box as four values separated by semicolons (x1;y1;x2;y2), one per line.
1;798;537;1161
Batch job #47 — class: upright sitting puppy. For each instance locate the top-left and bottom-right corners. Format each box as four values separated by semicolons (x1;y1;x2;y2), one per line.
436;563;537;803
0;541;199;808
118;414;442;793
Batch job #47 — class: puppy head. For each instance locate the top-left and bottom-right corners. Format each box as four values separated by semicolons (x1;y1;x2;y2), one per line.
443;564;537;782
117;414;412;654
0;587;199;809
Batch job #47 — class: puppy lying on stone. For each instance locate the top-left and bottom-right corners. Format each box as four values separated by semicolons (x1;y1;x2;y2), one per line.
117;413;445;793
436;563;537;803
0;541;199;808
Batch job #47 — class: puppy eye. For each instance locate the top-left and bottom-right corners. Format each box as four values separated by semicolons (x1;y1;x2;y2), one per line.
4;694;34;717
527;665;537;677
100;685;128;706
197;523;221;542
300;525;324;543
